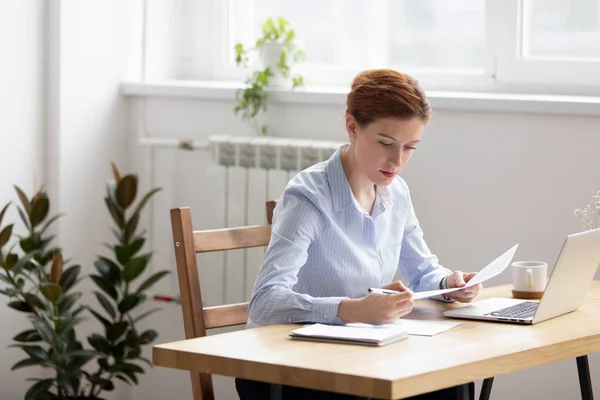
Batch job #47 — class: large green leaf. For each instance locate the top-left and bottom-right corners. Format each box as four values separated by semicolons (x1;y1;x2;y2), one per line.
22;293;46;310
14;185;31;215
67;350;97;370
90;275;118;300
13;329;42;342
17;207;31;230
8;300;34;313
0;224;13;248
118;295;141;314
56;375;77;397
59;265;81;293
39;283;62;303
115;245;131;265
126;346;141;359
29;197;50;228
87;307;110;328
104;197;125;229
116;175;138;209
19;237;37;253
100;379;115;391
12;358;46;371
115;374;131;386
107;321;128;342
136;270;169;294
132;187;162;219
124;213;139;241
31;317;54;344
5;252;18;269
139;329;158;345
125;329;139;348
112;340;126;359
94;257;121;284
118;362;144;374
13;345;48;360
132;307;162;323
88;334;111;354
24;378;54;400
123;256;147;283
58;292;82;314
0;202;11;227
128;237;145;258
94;291;116;319
122;370;138;384
136;357;152;369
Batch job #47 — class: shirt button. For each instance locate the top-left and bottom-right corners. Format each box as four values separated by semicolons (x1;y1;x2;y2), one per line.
324;314;328;319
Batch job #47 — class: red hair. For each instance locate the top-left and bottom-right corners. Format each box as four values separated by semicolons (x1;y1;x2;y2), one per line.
346;69;431;125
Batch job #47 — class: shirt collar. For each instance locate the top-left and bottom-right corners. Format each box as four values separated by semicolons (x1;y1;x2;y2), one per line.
326;145;395;214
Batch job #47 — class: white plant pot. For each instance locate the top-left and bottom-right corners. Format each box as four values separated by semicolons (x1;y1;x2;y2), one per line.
258;42;291;88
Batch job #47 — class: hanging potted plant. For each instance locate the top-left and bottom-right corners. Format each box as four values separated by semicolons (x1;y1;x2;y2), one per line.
233;17;306;135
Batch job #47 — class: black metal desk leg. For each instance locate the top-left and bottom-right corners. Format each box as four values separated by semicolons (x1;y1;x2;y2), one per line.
457;382;474;400
270;383;282;400
479;378;494;400
577;355;594;400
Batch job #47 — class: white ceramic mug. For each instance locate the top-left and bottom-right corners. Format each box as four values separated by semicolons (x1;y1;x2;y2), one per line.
512;261;548;292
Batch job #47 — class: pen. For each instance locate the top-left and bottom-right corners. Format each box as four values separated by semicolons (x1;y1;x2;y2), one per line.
368;288;400;295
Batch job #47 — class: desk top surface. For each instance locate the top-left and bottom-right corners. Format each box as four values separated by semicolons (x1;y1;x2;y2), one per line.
153;282;600;399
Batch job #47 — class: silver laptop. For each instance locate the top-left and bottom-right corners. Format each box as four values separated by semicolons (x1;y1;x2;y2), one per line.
443;228;600;325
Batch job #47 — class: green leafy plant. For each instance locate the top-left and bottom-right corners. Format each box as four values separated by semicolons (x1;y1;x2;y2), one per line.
0;187;94;400
83;162;168;397
234;16;306;135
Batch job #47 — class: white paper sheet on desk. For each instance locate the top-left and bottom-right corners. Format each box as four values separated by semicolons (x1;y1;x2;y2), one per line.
347;319;461;336
412;243;519;300
394;319;461;336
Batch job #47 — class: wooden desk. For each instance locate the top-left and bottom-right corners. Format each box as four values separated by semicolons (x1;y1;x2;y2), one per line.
153;283;600;399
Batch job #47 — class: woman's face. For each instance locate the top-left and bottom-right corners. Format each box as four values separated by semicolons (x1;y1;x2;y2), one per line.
345;115;425;186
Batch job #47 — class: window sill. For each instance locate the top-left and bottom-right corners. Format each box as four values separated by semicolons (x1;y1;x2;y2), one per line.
121;80;600;117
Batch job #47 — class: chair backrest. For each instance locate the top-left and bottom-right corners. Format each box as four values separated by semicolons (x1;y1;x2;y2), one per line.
169;201;276;400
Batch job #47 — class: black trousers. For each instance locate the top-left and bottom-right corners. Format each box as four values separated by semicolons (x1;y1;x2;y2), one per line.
236;378;474;400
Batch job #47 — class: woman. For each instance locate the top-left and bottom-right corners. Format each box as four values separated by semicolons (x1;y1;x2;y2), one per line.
236;69;481;400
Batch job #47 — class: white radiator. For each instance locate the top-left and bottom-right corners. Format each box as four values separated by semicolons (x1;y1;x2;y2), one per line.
141;135;344;307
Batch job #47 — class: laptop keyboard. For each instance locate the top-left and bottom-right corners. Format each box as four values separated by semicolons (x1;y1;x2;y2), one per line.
488;301;539;319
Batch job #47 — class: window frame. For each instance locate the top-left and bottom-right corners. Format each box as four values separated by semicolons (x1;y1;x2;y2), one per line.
180;0;600;94
491;0;600;89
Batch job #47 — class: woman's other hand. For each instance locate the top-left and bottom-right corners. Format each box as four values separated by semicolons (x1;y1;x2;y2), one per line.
444;271;482;303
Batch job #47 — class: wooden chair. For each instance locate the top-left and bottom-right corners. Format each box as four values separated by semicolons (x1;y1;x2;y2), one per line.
169;201;276;400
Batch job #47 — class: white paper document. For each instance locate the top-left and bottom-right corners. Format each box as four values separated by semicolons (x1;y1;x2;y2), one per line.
347;319;461;337
412;243;519;300
393;319;461;336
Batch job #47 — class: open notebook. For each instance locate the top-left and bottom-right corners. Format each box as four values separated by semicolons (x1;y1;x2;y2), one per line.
289;323;408;347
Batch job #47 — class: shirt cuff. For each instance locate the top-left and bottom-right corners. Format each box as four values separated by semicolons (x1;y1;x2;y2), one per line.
312;297;347;325
436;274;455;303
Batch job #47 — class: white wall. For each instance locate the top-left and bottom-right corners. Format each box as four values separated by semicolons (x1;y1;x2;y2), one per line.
56;1;141;399
0;1;137;399
0;1;47;398
127;94;600;400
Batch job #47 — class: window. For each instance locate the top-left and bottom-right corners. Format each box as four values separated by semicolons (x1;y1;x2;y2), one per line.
523;0;600;60
167;0;600;93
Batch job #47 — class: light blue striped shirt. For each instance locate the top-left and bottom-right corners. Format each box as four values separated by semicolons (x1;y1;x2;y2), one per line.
247;146;452;328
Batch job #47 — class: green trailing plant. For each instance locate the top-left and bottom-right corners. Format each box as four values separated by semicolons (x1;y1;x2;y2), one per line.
234;16;306;135
83;162;168;398
0;187;94;400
